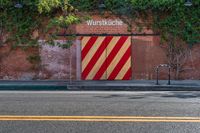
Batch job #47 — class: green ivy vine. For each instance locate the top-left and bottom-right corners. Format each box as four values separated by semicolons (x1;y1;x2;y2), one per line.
0;0;79;47
72;0;200;44
1;0;200;47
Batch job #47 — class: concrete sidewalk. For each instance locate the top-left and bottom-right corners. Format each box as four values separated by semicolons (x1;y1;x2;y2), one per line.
0;80;199;91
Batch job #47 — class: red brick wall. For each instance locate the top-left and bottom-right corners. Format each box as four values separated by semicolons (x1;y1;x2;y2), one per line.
179;45;200;79
0;14;199;80
75;15;166;80
131;37;167;80
76;15;129;34
0;45;38;80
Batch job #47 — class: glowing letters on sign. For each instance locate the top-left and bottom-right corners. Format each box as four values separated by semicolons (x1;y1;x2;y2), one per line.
87;19;123;26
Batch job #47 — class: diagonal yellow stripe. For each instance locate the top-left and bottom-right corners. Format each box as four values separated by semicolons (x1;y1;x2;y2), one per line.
115;57;131;80
106;37;131;79
86;37;120;80
82;37;105;72
81;37;91;50
85;46;107;79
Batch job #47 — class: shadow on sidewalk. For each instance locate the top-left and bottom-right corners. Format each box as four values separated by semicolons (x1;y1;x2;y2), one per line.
94;92;200;100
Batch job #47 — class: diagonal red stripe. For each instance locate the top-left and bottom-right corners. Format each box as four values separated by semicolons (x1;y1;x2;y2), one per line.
122;67;132;80
108;46;131;80
93;36;128;80
81;36;98;61
82;36;113;80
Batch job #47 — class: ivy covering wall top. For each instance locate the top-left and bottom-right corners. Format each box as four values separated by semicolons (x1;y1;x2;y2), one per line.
0;0;199;46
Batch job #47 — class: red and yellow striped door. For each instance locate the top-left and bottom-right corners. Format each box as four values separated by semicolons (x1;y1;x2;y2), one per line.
81;36;131;80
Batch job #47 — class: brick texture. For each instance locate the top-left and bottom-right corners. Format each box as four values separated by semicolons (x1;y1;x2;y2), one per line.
0;46;38;80
0;14;199;80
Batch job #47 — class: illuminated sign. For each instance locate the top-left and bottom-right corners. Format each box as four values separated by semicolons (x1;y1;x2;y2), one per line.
87;19;123;26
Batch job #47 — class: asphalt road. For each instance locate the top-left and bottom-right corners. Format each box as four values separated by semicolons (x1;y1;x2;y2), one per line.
0;91;200;133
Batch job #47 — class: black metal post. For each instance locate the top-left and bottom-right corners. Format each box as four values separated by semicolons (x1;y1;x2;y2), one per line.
156;66;159;85
156;64;171;85
168;66;171;85
56;33;160;37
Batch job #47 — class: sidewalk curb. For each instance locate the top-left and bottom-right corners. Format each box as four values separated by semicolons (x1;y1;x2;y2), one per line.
67;85;200;91
0;85;67;91
0;84;200;91
0;80;199;91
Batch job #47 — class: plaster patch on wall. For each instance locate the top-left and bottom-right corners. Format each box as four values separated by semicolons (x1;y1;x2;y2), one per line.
39;40;77;80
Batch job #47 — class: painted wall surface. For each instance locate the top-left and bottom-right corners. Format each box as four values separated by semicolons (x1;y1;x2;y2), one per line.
81;36;132;80
38;41;77;80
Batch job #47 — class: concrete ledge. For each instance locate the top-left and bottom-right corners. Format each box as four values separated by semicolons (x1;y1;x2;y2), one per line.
0;85;67;91
0;80;199;91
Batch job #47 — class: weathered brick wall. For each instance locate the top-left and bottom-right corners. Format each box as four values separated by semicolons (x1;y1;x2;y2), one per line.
38;41;77;80
179;45;200;79
0;14;199;80
0;45;38;80
131;36;167;80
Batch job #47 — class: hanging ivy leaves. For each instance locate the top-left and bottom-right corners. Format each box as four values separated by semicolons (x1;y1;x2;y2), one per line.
1;0;200;47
